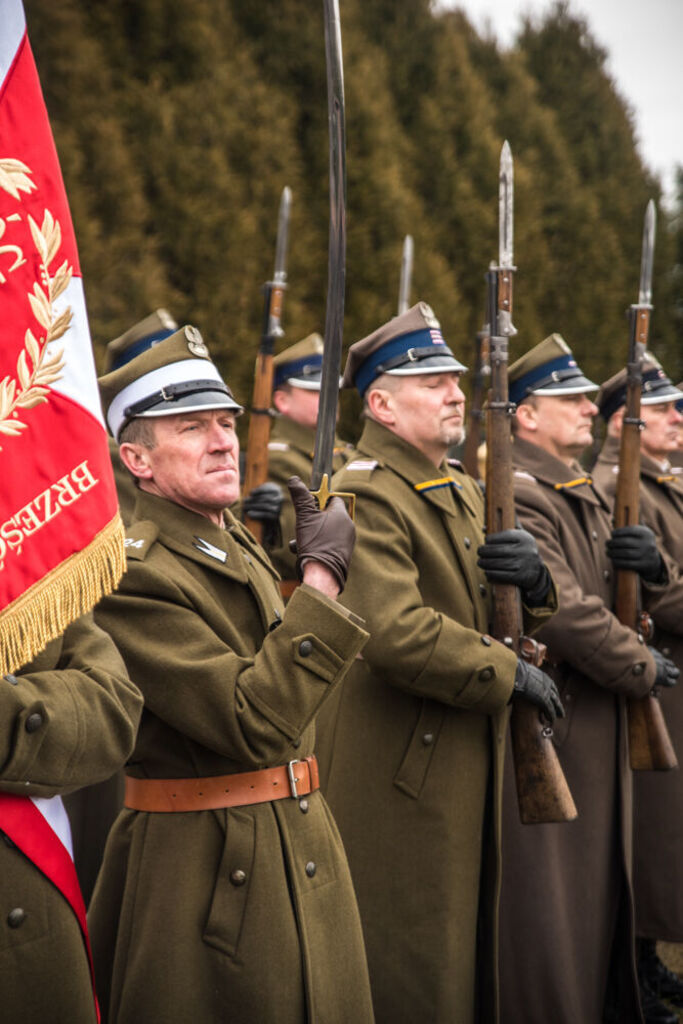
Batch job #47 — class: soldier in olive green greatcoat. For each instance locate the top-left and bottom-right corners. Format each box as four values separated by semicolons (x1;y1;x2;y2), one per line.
0;613;142;1024
315;302;561;1024
65;309;179;908
498;335;678;1024
243;333;351;592
594;359;683;1018
91;326;374;1024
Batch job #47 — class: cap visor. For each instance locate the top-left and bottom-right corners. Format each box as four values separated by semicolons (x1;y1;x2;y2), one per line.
386;355;467;376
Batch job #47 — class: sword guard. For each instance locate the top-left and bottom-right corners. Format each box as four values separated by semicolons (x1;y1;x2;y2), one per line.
310;473;356;520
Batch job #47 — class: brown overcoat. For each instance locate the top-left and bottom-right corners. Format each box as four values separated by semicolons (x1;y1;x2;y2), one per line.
499;437;654;1024
594;435;683;941
90;489;374;1024
264;416;351;580
315;419;556;1024
0;614;142;1024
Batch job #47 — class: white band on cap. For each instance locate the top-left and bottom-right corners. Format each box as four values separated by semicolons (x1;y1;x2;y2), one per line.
107;358;225;438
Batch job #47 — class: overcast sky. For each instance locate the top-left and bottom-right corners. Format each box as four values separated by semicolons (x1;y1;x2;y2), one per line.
437;0;682;206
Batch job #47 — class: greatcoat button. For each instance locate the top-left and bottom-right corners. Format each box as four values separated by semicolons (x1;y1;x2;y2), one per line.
4;674;18;685
230;869;247;886
632;664;644;676
603;570;610;581
25;713;43;733
422;733;434;746
298;640;313;657
305;861;316;878
464;537;471;549
299;799;309;813
481;635;492;646
479;584;487;597
7;908;26;928
479;668;493;682
592;531;598;540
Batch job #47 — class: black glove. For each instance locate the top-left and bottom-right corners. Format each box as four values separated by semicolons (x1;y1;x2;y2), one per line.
606;525;666;584
477;528;551;604
242;482;284;547
648;647;679;689
513;659;565;722
288;476;355;593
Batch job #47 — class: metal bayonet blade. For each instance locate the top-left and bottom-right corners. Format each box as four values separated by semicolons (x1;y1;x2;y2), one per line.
499;140;514;269
273;186;291;285
398;234;414;314
638;199;656;306
311;0;347;494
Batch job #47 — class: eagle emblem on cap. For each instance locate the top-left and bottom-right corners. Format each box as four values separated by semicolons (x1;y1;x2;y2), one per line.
418;302;440;329
185;325;210;359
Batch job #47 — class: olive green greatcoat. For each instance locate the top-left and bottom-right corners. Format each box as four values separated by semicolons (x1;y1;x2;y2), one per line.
315;419;556;1024
594;435;683;941
65;437;135;905
265;416;351;580
90;489;374;1024
499;437;654;1024
0;614;142;1024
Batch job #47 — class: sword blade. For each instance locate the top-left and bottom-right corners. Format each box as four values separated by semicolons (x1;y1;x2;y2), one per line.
638;199;656;306
273;186;292;285
499;140;514;269
311;0;346;492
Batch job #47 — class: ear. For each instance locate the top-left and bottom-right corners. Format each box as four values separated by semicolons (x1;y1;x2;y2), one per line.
272;389;289;416
515;400;537;433
366;387;395;426
119;442;154;481
607;406;625;439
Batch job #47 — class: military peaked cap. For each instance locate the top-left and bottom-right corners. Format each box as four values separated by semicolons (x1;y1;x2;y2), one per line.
597;356;683;421
103;308;178;372
100;325;242;440
343;301;467;397
508;334;597;406
273;334;326;391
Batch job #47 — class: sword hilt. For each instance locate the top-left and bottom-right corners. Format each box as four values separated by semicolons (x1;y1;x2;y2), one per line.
310;473;356;519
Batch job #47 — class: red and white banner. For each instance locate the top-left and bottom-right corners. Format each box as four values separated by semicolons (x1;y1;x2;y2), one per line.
0;0;124;676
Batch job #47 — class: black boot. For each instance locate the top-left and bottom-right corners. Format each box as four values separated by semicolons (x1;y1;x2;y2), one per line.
639;937;683;1009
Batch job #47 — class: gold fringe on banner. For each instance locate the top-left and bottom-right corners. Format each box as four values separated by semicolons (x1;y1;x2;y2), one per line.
0;514;126;677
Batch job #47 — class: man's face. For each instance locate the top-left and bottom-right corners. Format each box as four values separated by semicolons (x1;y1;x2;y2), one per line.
382;372;466;465
518;392;598;463
132;409;240;522
274;385;321;429
640;402;683;461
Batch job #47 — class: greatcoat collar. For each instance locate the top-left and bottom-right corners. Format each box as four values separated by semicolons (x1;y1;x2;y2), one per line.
512;436;608;511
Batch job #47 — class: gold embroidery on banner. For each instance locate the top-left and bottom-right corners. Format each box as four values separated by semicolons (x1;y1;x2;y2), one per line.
0;160;69;446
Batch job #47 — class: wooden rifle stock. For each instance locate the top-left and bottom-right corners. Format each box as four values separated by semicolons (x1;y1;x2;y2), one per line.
242;188;291;540
614;304;677;770
485;267;577;824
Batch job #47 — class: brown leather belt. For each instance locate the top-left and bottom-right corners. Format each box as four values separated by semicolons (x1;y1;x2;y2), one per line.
279;579;299;599
124;756;320;812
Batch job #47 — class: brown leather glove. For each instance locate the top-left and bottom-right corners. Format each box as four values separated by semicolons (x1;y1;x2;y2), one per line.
287;476;355;592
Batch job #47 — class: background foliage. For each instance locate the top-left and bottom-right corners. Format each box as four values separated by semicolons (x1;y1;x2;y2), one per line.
24;0;682;442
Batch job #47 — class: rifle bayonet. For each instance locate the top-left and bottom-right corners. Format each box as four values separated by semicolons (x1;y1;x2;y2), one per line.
398;234;414;315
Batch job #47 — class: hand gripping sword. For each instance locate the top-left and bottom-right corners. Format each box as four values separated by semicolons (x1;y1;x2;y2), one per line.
485;141;577;823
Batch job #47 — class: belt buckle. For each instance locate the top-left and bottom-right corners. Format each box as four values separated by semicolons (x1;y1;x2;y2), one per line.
287;759;303;799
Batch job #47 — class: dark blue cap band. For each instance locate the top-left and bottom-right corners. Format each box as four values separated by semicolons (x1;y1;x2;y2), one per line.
509;353;582;406
600;367;682;421
273;353;323;390
354;327;455;397
110;327;177;371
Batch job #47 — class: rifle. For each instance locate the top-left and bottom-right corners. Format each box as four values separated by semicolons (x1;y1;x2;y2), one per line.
397;235;413;315
485;141;577;824
462;322;490;480
614;200;677;771
242;186;291;540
